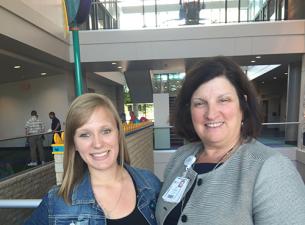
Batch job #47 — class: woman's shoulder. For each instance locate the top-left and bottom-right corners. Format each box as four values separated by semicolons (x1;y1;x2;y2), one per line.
241;139;285;161
237;139;295;172
174;141;202;158
125;165;161;192
45;185;60;198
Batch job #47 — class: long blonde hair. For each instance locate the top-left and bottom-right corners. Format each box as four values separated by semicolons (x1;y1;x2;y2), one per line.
58;93;130;203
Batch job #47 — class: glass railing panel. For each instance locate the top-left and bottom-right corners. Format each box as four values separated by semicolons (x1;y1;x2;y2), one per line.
258;122;300;148
0;133;55;181
82;0;288;30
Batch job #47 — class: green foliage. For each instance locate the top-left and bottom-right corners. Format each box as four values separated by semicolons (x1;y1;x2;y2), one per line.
124;85;132;104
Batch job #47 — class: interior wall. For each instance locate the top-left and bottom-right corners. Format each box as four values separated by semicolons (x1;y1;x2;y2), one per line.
257;79;287;130
0;74;70;145
0;1;69;62
1;0;66;40
86;76;120;109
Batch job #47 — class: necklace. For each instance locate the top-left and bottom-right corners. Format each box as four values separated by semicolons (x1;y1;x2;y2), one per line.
94;171;124;219
198;140;241;171
180;144;239;214
212;146;236;170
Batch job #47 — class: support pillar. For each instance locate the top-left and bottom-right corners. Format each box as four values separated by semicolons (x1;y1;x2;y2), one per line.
297;55;305;148
285;61;301;144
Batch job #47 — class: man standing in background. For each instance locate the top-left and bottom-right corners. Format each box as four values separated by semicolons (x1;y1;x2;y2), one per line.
49;112;61;144
25;110;45;166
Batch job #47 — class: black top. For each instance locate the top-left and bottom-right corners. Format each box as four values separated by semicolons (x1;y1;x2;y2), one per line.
164;163;219;225
107;206;149;225
51;117;61;132
106;172;150;225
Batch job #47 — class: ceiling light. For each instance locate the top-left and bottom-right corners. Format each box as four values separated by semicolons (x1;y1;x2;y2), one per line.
246;64;280;80
112;62;117;65
251;60;256;63
117;66;122;69
273;77;277;79
14;65;21;69
41;72;47;76
261;81;264;84
255;56;261;59
284;72;288;75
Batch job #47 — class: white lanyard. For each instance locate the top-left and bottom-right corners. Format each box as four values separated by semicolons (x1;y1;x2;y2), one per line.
162;155;196;203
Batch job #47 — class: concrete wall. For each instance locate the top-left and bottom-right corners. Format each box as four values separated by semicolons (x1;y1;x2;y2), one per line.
78;20;305;63
0;1;69;61
0;163;56;225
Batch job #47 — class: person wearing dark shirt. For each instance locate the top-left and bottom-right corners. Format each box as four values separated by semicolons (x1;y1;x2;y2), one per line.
49;112;61;144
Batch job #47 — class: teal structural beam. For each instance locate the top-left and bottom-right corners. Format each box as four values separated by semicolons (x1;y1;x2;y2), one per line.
71;26;83;96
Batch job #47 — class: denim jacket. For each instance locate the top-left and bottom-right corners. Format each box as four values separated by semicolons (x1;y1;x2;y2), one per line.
24;165;161;225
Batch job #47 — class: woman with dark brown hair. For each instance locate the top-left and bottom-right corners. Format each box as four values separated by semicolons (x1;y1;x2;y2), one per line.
156;56;305;225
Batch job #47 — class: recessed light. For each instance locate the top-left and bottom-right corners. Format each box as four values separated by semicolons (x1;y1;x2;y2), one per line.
284;72;288;75
112;62;117;65
273;77;277;79
117;66;122;69
261;81;264;84
41;72;47;76
255;56;261;59
251;60;256;63
14;65;21;69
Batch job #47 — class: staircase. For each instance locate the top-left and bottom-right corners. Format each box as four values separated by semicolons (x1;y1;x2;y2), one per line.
169;96;184;149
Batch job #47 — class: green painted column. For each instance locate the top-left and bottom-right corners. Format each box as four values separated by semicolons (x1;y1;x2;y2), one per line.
71;26;83;96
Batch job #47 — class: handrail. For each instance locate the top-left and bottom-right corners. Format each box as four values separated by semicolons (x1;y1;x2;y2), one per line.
0;130;64;142
262;122;300;125
153;126;174;129
152;122;301;128
0;199;41;208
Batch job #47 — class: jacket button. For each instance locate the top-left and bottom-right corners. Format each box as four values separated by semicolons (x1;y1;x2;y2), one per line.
197;178;203;186
181;214;187;222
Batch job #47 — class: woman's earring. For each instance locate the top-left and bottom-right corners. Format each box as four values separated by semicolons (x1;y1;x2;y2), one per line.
241;121;244;126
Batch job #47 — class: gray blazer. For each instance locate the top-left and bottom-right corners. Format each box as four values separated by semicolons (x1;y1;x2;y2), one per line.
156;140;305;225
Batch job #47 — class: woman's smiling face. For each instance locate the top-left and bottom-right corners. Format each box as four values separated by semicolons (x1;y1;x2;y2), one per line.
190;76;243;149
74;106;119;173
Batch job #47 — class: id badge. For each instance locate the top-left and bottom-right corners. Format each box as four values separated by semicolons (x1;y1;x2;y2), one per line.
162;177;190;203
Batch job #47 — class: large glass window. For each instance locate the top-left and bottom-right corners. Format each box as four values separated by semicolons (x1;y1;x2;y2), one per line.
152;72;185;96
84;0;288;30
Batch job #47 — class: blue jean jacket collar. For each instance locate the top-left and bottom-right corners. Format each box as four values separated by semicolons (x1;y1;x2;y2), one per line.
71;164;154;205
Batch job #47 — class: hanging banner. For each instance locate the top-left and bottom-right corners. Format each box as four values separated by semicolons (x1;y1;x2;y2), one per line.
64;0;92;26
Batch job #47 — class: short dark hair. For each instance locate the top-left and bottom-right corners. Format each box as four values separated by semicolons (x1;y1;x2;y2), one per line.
31;110;37;116
49;112;55;116
174;56;262;142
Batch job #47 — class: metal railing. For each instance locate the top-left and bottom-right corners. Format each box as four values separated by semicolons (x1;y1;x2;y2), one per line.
0;199;41;208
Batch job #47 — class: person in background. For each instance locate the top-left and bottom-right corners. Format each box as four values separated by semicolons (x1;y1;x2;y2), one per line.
24;93;161;225
156;56;305;225
49;111;61;144
120;112;126;123
140;116;148;122
25;110;45;166
129;111;137;123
